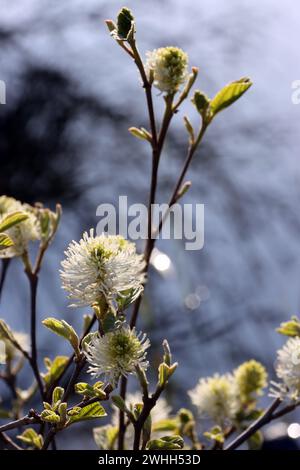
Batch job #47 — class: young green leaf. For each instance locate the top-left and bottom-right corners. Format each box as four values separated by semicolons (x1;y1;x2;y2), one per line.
75;382;106;400
42;356;69;386
0;211;29;232
204;425;225;444
42;318;80;358
67;402;106;425
128;127;152;142
40;409;61;424
52;386;64;406
192;90;211;119
116;7;135;40
146;435;184;450
248;430;263;450
0;233;14;250
210;77;252;117
17;428;44;450
277;316;300;337
183;116;195;144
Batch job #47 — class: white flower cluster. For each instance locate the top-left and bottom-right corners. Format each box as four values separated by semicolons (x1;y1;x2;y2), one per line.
188;373;238;426
83;323;150;386
146;47;188;94
0;196;40;258
60;230;146;310
270;337;300;400
189;360;267;426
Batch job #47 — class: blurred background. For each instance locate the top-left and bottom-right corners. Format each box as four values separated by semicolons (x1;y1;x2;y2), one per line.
1;0;300;449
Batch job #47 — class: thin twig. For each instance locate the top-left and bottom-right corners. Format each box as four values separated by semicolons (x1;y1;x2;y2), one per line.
0;431;23;450
133;385;164;451
225;398;282;450
0;414;39;433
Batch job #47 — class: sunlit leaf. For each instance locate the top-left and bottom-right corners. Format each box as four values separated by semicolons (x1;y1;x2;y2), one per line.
210;77;252;117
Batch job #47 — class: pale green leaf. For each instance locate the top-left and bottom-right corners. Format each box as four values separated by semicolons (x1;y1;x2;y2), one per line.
42;355;69;386
146;435;184;450
0;233;14;250
0;211;29;232
67;402;106;425
277;317;300;337
210;77;252;117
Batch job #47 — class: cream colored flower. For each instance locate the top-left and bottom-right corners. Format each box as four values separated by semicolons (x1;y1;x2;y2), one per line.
146;47;188;94
188;373;238;425
270;337;300;400
83;324;150;386
60;230;146;310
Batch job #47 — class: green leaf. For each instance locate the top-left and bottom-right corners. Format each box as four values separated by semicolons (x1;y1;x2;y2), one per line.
67;407;81;417
162;339;172;366
191;90;211;118
133;403;143;421
277;316;300;337
183;116;195;144
158;362;178;387
52;386;64;406
40;409;60;424
152;418;179;432
146;435;184;450
204;425;225;444
128;127;152;142
210;77;252;117
117;7;135;40
42;355;69;386
74;382;106;400
0;233;14;250
67;402;106;425
158;363;169;386
178;408;194;424
248;430;263;450
0;211;29;232
58;402;67;422
17;428;44;450
42;318;80;357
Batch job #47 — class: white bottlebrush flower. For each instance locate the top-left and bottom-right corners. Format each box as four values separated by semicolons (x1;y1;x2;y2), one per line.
269;337;300;400
60;230;146;310
83;324;150;386
188;373;238;426
0;196;40;258
146;47;188;94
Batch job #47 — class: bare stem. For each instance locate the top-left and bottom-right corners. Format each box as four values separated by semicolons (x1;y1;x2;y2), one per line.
0;414;40;433
0;432;23;450
225;398;282;450
133;386;164;451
